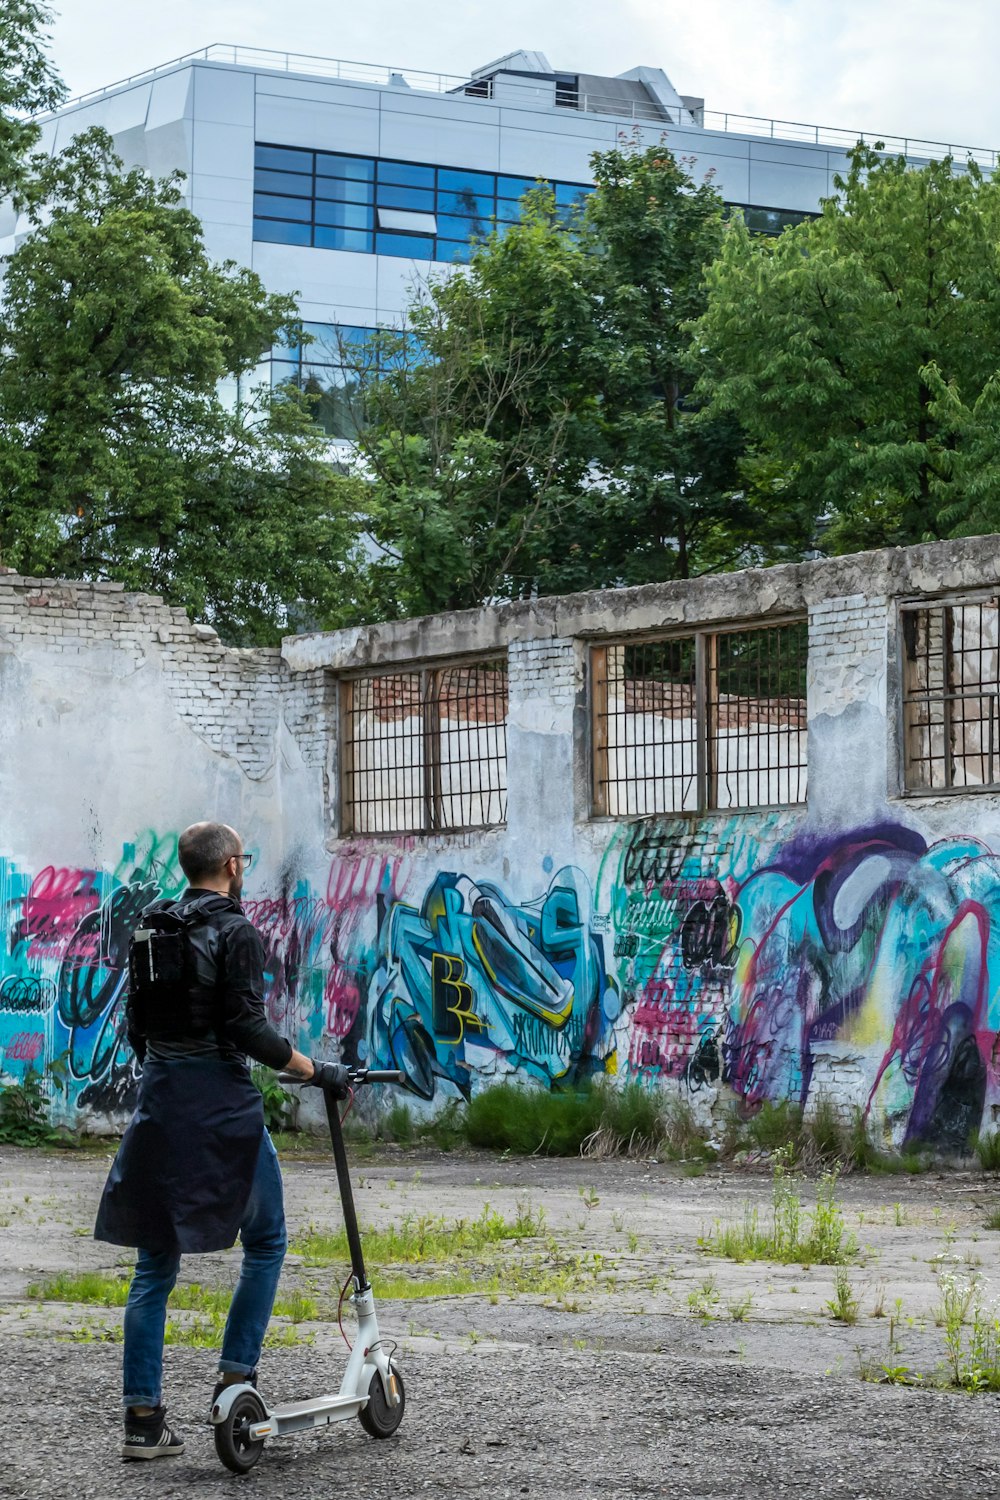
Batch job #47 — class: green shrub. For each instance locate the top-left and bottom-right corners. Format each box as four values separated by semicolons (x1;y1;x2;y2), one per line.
251;1066;297;1133
380;1102;414;1144
805;1095;846;1163
464;1081;604;1155
747;1099;803;1155
0;1067;57;1146
975;1130;1000;1173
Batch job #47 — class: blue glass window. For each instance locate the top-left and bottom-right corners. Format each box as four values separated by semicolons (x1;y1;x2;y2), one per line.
376;232;435;260
270;359;300;384
436;213;491;240
313;226;373;252
438;168;495;195
316;152;375;181
254;192;312;222
315;176;374;205
554;182;592;207
255;144;312;172
251;143;594;263
434;239;473;263
376;183;436;212
254;218;311;246
497;174;536;198
314;200;374;230
254;168;313;197
436;190;493;219
376;160;436;188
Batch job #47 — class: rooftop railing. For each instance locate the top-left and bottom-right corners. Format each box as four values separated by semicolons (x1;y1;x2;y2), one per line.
45;42;1000;171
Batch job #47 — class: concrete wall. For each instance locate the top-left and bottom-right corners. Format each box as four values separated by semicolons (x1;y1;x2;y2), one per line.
5;537;1000;1149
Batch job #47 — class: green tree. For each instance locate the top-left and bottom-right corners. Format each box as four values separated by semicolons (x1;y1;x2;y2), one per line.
353;141;752;616
353;191;606;616
0;130;364;643
691;145;1000;552
0;1;64;199
585;139;750;580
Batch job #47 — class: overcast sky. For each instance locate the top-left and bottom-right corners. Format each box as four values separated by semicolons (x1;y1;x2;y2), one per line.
48;0;1000;152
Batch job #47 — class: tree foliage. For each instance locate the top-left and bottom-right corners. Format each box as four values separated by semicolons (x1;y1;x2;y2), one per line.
691;145;1000;552
0;16;362;643
0;1;63;199
0;133;364;642
352;141;750;617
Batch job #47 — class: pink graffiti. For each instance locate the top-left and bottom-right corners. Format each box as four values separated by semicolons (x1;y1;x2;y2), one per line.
628;984;704;1078
243;854;410;1041
17;866;101;960
5;1031;44;1063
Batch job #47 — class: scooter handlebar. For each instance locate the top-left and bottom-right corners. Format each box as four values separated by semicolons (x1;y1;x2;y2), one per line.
277;1063;405;1093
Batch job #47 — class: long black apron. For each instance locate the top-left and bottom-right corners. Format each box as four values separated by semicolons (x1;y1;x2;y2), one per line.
94;1055;264;1255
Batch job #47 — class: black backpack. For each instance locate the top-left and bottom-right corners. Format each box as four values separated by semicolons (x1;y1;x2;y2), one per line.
127;900;224;1039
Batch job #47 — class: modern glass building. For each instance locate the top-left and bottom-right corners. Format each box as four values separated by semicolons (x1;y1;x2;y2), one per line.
14;44;985;436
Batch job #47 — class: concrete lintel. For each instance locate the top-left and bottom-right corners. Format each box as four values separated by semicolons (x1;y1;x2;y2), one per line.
281;533;1000;673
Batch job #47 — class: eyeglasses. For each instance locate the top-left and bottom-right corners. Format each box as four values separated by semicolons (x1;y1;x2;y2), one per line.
231;851;254;869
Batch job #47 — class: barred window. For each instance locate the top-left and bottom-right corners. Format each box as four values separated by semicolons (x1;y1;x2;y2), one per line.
592;621;808;817
340;659;508;834
902;597;1000;792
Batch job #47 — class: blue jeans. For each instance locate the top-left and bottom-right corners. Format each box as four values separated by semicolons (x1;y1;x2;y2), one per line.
122;1131;287;1409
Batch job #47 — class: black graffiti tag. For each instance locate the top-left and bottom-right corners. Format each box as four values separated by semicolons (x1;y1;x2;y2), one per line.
680;894;741;971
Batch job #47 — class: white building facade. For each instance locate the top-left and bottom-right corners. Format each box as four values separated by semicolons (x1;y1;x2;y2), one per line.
13;43;988;437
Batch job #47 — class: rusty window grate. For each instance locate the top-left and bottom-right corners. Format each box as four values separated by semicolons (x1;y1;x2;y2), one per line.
340;659;508;834
592;620;808;817
902;598;1000;792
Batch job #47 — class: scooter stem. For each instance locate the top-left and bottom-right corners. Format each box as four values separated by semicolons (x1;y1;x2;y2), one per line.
323;1086;370;1291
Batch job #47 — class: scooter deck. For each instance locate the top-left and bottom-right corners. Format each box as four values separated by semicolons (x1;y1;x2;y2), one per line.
252;1393;365;1438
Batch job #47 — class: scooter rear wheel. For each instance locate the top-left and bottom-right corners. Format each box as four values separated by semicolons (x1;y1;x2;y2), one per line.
358;1365;406;1438
214;1390;267;1474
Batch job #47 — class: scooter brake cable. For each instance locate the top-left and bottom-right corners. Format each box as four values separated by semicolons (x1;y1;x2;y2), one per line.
337;1272;354;1350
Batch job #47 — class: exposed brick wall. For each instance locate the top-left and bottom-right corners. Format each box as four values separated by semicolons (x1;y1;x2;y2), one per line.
0;575;284;782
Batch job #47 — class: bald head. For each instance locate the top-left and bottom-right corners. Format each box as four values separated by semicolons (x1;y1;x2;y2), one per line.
178;822;242;888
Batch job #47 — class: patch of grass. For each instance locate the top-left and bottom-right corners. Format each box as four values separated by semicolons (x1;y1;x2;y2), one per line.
702;1151;857;1266
292;1199;546;1266
464;1081;604;1155
727;1291;753;1322
825;1266;860;1324
687;1276;720;1319
746;1100;803;1156
465;1077;678;1159
27;1272;317;1323
805;1095;845;1164
378;1102;415;1144
974;1130;1000;1173
983;1205;1000;1231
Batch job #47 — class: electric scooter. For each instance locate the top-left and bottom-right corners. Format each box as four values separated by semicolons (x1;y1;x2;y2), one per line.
211;1062;407;1474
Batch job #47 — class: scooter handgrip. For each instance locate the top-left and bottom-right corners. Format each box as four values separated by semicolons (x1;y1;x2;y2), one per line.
360;1069;406;1085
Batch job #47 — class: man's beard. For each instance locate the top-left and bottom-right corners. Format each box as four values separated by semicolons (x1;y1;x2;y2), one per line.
228;872;243;901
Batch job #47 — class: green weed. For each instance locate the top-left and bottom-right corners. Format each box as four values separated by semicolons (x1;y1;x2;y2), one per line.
292;1200;546;1266
975;1131;1000;1173
825;1267;860;1324
702;1152;856;1266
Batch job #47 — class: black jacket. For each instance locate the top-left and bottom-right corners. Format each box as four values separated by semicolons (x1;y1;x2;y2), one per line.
95;889;293;1254
127;889;293;1071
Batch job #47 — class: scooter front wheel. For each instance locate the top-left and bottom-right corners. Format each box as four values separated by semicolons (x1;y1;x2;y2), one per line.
214;1390;267;1474
358;1365;405;1438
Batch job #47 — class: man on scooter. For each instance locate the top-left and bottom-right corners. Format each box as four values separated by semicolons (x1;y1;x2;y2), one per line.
95;821;316;1461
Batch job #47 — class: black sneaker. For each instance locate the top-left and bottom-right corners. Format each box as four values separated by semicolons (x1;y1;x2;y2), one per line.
212;1368;258;1407
122;1405;185;1461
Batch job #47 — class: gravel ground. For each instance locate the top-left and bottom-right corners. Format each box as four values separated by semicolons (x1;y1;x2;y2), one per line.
2;1146;1000;1499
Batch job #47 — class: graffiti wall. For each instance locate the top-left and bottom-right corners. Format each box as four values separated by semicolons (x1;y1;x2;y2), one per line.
6;540;1000;1146
7;818;1000;1150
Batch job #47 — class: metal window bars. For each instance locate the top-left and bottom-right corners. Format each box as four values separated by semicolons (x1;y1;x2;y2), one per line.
340;660;508;834
592;621;808;817
901;598;1000;792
